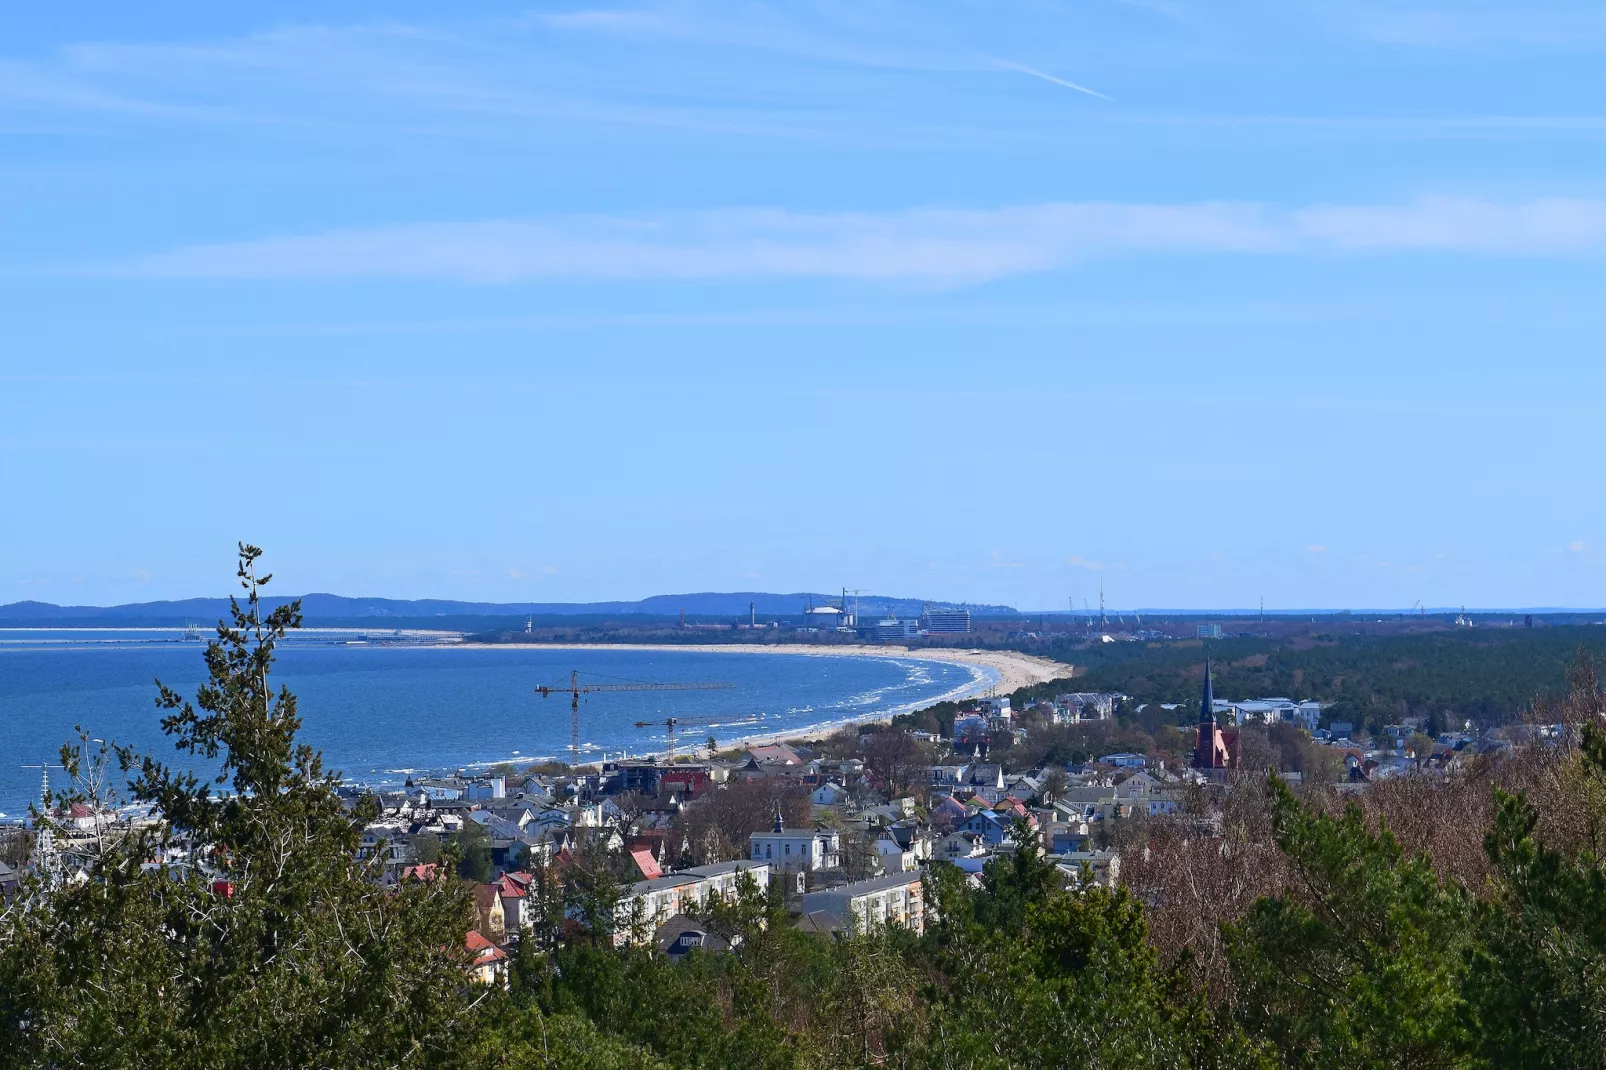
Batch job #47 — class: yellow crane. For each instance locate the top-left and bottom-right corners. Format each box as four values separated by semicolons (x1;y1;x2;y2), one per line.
536;670;734;765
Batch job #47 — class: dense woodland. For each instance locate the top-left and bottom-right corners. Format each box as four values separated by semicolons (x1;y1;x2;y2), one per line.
1020;624;1606;734
4;551;1606;1068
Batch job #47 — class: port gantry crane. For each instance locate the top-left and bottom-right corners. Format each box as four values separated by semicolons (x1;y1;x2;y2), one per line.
634;711;767;761
536;670;734;765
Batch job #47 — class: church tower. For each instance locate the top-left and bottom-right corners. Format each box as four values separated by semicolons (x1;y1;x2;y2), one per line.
1193;658;1218;769
1192;658;1237;771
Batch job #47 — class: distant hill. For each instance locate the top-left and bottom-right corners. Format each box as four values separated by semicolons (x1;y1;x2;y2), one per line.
0;592;1016;627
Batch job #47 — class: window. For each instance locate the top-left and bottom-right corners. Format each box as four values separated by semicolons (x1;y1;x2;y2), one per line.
766;845;772;858
785;843;791;855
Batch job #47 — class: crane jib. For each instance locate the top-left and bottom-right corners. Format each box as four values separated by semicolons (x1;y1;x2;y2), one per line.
534;674;735;765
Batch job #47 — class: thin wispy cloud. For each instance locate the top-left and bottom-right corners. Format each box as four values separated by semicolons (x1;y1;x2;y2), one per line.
1337;3;1606;49
84;197;1606;285
991;58;1110;100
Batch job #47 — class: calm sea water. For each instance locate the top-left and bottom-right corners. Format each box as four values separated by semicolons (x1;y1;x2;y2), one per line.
0;631;984;817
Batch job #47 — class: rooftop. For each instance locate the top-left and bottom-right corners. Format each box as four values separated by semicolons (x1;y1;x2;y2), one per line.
811;871;925;897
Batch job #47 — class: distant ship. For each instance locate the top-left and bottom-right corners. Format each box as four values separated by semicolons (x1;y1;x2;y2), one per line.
180;624;203;642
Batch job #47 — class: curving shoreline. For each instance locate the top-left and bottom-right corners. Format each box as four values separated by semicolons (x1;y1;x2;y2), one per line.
450;642;1068;697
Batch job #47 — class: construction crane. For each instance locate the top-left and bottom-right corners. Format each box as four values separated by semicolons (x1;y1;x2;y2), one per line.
633;712;766;760
536;670;734;765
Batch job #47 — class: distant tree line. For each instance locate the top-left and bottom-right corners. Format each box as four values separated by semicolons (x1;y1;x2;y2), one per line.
1009;626;1606;734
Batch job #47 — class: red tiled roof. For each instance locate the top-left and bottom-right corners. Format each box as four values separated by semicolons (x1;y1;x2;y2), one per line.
465;930;507;962
630;848;663;880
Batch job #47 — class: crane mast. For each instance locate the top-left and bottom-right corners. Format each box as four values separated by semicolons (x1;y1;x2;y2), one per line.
537;670;734;765
633;712;762;760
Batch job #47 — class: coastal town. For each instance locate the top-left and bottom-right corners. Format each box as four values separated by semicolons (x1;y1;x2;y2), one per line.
1;654;1515;984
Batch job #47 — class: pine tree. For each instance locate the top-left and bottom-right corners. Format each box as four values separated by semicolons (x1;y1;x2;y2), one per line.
0;545;477;1069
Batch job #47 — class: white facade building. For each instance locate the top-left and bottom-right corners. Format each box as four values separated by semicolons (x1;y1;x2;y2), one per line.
1052;692;1120;724
612;860;774;945
979;697;1011;721
799;872;926;935
923;608;971;634
748;815;841;872
1214;697;1321;731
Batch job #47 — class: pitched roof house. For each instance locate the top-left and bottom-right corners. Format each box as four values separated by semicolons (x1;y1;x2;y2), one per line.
465;930;508;987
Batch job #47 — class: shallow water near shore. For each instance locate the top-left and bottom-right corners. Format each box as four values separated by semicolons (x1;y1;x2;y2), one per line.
0;632;982;816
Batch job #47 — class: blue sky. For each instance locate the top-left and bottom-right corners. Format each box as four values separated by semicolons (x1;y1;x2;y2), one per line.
3;1;1605;611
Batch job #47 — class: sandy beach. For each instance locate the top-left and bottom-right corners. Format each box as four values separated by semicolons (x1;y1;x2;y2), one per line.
451;641;1069;698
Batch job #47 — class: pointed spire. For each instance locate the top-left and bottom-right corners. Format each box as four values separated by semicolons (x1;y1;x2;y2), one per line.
773;802;784;834
1200;658;1215;725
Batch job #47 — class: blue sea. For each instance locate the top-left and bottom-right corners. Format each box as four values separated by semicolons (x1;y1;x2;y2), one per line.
0;630;984;818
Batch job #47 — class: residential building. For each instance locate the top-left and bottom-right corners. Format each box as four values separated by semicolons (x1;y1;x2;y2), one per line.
872;834;917;873
929;795;968;829
490;871;536;935
656;915;736;959
953;712;989;743
1214;697;1321;731
612;860;774;945
979;697;1012;722
1052;692;1120;724
969;763;1005;789
935;830;986;859
810;781;850;808
923;607;972;634
465;930;508;986
465;777;506;802
748;812;841;872
658;766;712;798
958;809;1022;845
605;760;666;796
1099;752;1147;769
358;821;415;882
1053;850;1122;888
800;872;926;935
472;884;507;944
873;618;921;641
1048;823;1091;853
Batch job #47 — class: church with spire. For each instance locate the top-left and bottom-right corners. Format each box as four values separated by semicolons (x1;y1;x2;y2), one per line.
1192;658;1240;773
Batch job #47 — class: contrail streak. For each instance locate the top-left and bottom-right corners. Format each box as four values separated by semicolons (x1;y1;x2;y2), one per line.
993;58;1111;101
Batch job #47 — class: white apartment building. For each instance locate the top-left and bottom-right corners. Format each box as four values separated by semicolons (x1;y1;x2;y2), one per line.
1052;692;1120;724
978;697;1012;722
611;860;773;945
748;819;841;872
799;871;926;935
1214;697;1321;731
